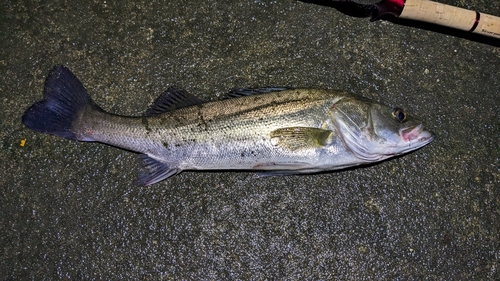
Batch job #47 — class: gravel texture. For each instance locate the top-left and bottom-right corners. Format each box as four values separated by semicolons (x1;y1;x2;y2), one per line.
1;0;499;279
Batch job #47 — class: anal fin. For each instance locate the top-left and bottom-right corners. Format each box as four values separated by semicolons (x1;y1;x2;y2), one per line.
137;154;179;186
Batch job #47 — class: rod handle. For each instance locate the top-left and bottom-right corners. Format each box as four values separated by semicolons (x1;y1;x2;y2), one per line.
400;0;500;39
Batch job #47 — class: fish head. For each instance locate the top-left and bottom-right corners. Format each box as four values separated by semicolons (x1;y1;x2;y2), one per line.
330;96;434;162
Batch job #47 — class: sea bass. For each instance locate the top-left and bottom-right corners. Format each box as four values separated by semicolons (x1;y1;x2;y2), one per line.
22;66;434;185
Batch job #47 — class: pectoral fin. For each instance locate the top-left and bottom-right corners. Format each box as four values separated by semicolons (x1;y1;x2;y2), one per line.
270;127;334;151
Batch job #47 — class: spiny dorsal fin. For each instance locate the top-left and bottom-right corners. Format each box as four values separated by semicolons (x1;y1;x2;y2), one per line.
222;87;290;99
270;127;335;151
145;87;205;116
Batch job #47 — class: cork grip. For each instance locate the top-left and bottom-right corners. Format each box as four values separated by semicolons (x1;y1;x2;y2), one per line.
400;0;500;39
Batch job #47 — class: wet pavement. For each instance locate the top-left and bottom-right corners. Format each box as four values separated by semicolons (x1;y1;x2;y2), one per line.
1;0;499;279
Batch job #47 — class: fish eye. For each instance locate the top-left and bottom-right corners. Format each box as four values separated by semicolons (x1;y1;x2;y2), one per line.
392;108;407;122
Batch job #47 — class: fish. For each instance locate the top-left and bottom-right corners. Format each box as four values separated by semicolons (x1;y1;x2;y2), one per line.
22;65;434;185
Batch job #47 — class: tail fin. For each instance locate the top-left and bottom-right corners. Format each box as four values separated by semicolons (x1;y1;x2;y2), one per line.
22;65;99;140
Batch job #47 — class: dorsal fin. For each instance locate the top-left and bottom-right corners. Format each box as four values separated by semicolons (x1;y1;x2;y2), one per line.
145;87;205;116
222;87;290;99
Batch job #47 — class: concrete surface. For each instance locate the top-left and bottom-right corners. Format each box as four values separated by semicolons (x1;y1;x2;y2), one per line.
1;0;499;279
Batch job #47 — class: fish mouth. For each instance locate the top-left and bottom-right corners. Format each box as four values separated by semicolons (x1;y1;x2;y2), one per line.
399;124;435;144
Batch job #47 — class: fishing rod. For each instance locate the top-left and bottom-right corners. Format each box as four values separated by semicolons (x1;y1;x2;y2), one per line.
333;0;500;39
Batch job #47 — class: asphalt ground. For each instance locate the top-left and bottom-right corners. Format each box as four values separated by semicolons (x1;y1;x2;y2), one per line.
1;0;499;279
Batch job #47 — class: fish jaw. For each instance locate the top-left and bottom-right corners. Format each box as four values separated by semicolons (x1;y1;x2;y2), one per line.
395;124;435;153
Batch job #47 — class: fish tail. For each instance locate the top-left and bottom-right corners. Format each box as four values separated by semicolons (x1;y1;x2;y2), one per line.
22;65;101;141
